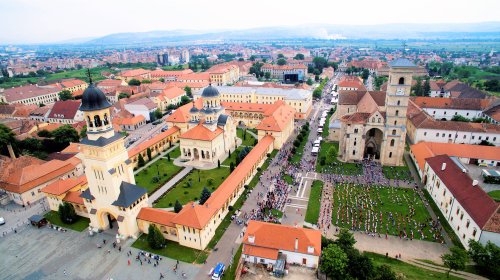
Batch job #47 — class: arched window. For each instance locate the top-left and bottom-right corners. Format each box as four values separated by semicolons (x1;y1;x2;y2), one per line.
397;100;401;106
390;139;395;146
87;116;93;127
94;115;102;127
394;120;397;125
389;152;393;158
103;113;109;126
398;77;405;85
392;129;396;135
395;110;399;116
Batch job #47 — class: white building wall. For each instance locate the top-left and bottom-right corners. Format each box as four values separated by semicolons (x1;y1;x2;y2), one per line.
423;108;483;121
414;129;500;146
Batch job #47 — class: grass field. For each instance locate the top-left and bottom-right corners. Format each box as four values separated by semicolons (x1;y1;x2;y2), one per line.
382;163;414;181
290;131;309;164
222;146;252;166
488;190;500;202
332;184;438;242
134;158;183;194
283;174;293;185
237;128;257;147
322;112;333;138
305;180;324;224
131;234;208;264
44;211;90;232
153;167;230;207
366;252;462;280
315;141;363;175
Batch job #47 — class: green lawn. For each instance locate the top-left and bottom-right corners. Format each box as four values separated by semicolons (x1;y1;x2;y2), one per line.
153;167;231;207
132;234;208;264
315;141;363;175
222;146;251;166
332;185;437;242
167;146;181;159
237;128;257;147
223;244;243;280
488;190;500;202
44;211;89;232
383;163;414;181
290;131;309;164
283;174;293;185
322;112;333;138
423;190;464;248
366;252;463;280
305;180;323;224
134;158;183;194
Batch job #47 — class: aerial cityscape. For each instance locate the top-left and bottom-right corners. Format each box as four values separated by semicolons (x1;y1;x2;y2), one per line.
0;0;500;279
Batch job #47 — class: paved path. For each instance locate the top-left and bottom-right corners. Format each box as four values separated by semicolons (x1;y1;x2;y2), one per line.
133;143;179;175
148;167;193;203
0;199;48;237
246;129;258;140
406;259;488;280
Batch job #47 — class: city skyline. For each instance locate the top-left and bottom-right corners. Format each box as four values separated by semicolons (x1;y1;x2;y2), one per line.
1;0;499;44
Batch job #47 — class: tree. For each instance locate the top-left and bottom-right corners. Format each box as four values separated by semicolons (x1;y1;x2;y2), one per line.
320;244;348;279
238;146;251;162
153;109;162;120
0;124;16;157
51;125;79;146
184;86;192;97
334;228;356;251
264;72;271;80
58;202;78;224
468;240;500;279
361;69;370;80
174;200;183;213
147;147;152;161
484;79;500;92
80;125;87;138
199;187;212;205
451;115;470;122
37;130;52;138
277;54;285;59
306;78;313;86
373;264;397;280
412;77;423;96
58;90;74;101
159;78;165;82
147;224;166;249
423;78;431;96
230;162;234;172
442;247;468;277
345;249;374;280
249;55;256;61
167;153;171;161
313;57;328;72
294;53;305;60
326;146;338;164
118;92;130;99
277;58;287;66
180;95;190;105
217;159;220;168
138;154;146;167
141;79;152;84
128;79;141;86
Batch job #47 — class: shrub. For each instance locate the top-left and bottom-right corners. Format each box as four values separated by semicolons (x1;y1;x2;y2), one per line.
58;202;78;224
147;224;165;249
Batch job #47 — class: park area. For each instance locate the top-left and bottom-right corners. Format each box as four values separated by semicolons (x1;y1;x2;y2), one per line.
331;184;441;242
304;180;323;224
382;164;414;181
44;211;90;232
315;141;363;175
237;128;257;147
134;147;183;194
153;167;231;207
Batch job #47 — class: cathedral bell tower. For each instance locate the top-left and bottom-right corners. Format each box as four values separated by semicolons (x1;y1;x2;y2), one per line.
79;71;148;238
380;59;416;166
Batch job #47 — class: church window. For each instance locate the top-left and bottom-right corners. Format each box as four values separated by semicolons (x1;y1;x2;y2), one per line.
352;150;356;155
87;116;93;127
395;110;399;116
354;129;358;133
372;118;375;122
472;228;477;237
398;77;405;85
390;139;395;146
442;133;445;137
397;100;401;105
392;129;396;135
378;118;381;123
389;152;392;158
466;220;470;228
103;114;109;125
354;141;357;146
394;121;397;125
436;133;439;137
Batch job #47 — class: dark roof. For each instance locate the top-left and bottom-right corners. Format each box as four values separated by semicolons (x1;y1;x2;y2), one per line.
425;154;499;228
48;100;81;119
389;58;416;68
111;181;147;208
80;83;112;111
29;214;45;223
80;132;123;147
448;83;488;99
217;114;229;126
189;105;199;113
80;188;95;200
201;85;220;98
0;104;16;115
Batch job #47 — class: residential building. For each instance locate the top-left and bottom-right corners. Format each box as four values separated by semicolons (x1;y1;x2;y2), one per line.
410;97;493;121
261;64;307;82
60;79;88;93
0;84;60;105
118;69;152;82
124;98;158;122
47;100;84;124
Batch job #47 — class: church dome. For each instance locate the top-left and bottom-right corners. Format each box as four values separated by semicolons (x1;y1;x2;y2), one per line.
189;104;199;113
80;83;112;111
201;84;220;98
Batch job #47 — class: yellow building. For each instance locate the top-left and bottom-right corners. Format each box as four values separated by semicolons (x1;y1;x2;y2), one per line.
41;175;89;218
78;81;149;239
60;79;88;93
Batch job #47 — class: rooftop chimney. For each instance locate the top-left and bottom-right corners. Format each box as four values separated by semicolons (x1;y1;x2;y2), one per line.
248;235;255;244
472;180;478;187
294;238;299;251
441;163;446;171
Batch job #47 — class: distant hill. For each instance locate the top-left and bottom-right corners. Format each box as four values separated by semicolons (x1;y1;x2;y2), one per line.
83;22;500;45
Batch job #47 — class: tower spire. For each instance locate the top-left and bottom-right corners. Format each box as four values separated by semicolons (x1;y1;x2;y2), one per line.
87;68;93;84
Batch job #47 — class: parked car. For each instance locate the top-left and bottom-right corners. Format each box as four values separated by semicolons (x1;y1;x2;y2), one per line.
0;217;5;225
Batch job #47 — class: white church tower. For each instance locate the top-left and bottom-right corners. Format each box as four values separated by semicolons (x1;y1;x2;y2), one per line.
79;73;148;238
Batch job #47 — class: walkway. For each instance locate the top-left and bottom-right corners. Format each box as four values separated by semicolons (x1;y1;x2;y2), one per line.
246;129;258;140
148;167;193;203
133;143;179;175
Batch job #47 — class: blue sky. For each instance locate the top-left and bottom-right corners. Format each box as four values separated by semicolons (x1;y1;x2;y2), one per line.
0;0;499;44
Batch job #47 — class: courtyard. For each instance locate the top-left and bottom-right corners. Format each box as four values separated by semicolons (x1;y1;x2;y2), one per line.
134;147;183;194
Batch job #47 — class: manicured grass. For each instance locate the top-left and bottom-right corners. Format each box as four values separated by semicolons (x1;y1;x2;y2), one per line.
223;244;243;280
322;112;333;138
290;130;309;164
305;180;323;224
167;146;181;159
131;234;208;264
153;167;231;207
44;211;89;232
488;190;500;202
283;174;293;185
237;128;256;147
134;158;183;194
332;185;438;242
366;252;463;280
264;208;283;219
383;163;414;181
222;146;252;166
315;141;363;175
423;189;464;248
46;67;112;82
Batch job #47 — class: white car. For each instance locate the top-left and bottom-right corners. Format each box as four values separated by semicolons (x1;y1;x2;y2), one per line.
0;217;5;225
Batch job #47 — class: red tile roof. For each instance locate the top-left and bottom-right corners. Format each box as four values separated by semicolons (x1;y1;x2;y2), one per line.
171;202;218;229
48;100;81;120
411;97;492;111
61;79;87;88
166;99;203;123
41;175;87;196
120;69;151;77
179;124;223;141
137;207;177;227
243;245;279;260
128;126;180;158
255;101;295;132
425;155;499;229
63;190;84;204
